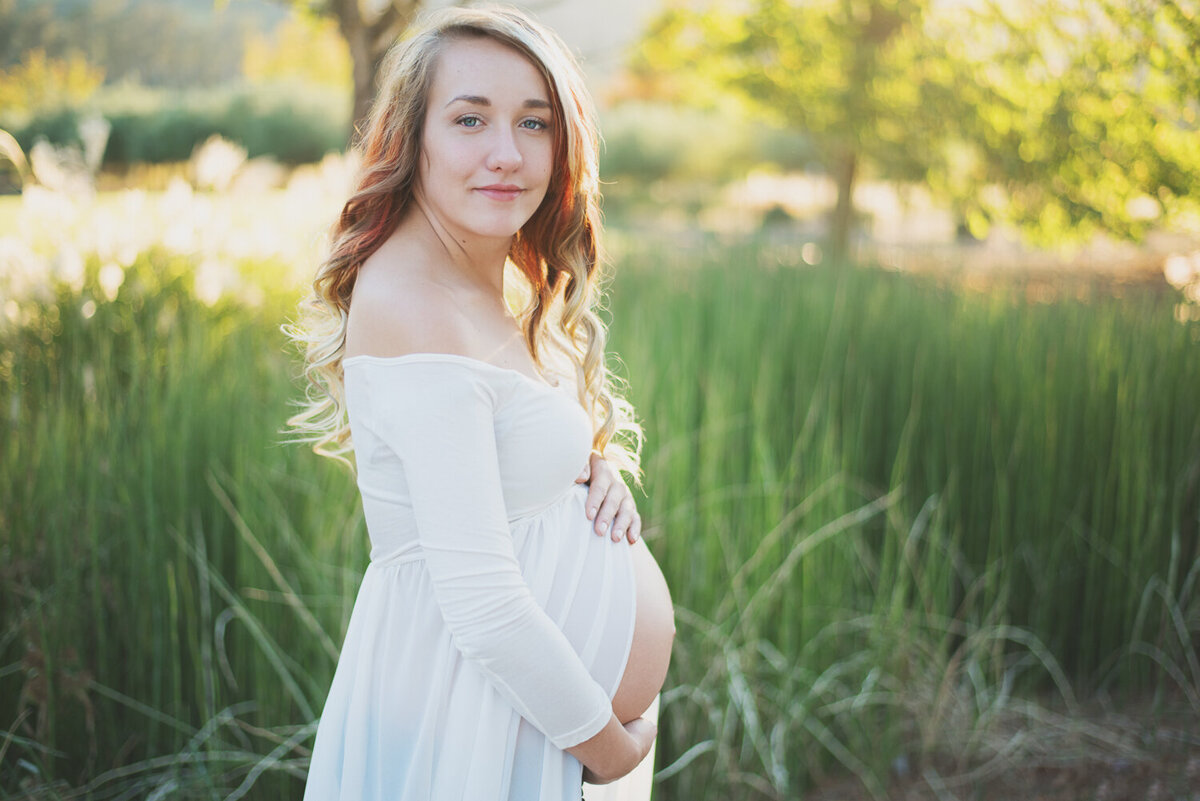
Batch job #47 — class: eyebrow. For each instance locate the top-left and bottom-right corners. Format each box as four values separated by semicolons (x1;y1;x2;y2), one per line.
445;94;551;110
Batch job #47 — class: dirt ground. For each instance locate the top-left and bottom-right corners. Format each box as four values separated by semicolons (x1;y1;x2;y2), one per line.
804;703;1200;801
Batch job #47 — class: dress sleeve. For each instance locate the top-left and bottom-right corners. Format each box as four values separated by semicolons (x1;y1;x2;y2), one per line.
361;360;613;750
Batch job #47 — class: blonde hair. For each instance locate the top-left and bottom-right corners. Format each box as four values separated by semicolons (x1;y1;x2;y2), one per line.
283;4;644;484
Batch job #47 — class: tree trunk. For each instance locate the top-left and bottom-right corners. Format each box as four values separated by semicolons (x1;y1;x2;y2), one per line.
825;0;909;263
331;0;423;146
830;149;857;263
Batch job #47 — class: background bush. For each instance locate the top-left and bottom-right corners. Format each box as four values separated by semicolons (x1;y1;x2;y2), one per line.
4;80;350;167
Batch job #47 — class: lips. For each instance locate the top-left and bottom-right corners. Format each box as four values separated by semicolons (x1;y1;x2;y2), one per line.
475;184;523;201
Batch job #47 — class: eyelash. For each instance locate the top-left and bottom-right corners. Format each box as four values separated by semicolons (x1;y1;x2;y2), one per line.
454;115;549;131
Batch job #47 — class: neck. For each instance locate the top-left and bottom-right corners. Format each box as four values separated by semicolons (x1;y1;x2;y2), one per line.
404;193;511;297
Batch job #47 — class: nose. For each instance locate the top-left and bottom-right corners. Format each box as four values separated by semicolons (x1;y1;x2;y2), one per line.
486;127;523;172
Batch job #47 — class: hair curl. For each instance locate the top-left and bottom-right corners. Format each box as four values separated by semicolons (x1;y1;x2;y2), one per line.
283;4;644;484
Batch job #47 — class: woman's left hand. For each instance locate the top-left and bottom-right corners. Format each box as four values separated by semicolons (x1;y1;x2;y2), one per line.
576;452;641;544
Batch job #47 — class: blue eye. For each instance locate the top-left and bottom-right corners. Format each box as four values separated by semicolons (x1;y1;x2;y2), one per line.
457;115;482;128
520;118;549;131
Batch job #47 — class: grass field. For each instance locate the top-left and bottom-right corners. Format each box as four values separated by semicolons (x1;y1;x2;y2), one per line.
2;217;1199;799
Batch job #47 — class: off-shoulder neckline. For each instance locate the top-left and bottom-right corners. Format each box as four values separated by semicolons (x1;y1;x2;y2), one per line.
342;352;563;392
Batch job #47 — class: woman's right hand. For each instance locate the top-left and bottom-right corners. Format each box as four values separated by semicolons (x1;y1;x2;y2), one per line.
575;451;642;543
569;715;658;785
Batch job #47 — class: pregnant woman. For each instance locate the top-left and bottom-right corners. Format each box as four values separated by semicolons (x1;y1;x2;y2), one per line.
285;6;674;799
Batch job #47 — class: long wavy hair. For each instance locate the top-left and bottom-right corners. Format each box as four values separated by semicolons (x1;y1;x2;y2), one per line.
283;4;644;483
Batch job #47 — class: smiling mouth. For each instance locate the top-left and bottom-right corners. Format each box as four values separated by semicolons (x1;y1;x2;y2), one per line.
476;185;523;201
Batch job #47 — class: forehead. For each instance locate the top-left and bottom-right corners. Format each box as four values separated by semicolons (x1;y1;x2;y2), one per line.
428;35;551;105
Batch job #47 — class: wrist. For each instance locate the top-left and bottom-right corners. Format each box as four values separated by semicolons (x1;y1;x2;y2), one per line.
566;714;635;780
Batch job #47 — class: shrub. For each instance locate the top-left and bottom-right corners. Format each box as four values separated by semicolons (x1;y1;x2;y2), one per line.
598;102;818;183
4;81;350;167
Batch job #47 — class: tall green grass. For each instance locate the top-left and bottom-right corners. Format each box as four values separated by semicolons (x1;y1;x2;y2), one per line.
602;235;1200;796
1;252;358;797
1;236;1197;798
605;237;1198;684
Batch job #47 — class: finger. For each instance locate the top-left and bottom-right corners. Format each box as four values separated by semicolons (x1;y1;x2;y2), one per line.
575;461;590;483
610;497;638;544
586;474;612;523
626;511;642;545
596;489;625;541
580;452;604;487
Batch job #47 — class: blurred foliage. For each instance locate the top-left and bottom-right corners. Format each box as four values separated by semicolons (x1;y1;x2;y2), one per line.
633;0;1200;249
242;9;352;89
0;1;346;163
598;102;818;184
935;0;1200;246
0;0;285;88
4;82;350;166
0;48;104;116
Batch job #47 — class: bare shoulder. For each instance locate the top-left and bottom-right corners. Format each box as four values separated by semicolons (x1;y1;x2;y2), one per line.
345;248;473;359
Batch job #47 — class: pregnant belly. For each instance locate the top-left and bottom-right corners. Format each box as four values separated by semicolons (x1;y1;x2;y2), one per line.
612;539;674;724
513;486;674;725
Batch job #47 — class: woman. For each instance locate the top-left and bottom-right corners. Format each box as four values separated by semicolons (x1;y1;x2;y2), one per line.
285;5;675;800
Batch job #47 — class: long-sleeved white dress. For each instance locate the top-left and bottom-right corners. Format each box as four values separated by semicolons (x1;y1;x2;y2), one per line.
302;352;642;800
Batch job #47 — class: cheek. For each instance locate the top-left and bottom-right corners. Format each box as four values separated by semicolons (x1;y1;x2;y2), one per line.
421;132;470;182
532;141;555;185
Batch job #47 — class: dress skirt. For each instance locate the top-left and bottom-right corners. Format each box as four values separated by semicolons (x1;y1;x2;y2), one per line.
304;483;642;800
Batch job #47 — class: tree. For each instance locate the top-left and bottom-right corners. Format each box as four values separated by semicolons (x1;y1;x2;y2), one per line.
935;0;1200;246
327;0;422;139
633;0;1200;256
634;0;934;258
226;0;424;141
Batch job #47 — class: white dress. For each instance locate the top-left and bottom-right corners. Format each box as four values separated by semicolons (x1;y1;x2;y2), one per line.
303;353;644;801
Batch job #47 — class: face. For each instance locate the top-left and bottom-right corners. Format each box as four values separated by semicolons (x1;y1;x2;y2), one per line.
416;36;555;245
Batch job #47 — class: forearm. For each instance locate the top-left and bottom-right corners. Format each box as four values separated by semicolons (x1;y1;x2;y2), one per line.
434;576;612;747
566;712;656;784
